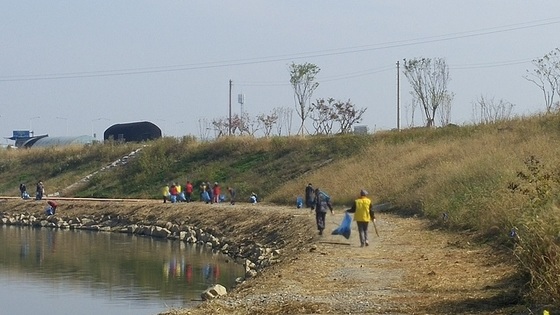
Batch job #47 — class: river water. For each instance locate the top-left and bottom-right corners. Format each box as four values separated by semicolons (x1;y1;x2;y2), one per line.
0;225;245;315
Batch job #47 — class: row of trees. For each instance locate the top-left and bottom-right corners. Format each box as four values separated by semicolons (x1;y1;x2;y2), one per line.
204;62;368;138
200;49;560;139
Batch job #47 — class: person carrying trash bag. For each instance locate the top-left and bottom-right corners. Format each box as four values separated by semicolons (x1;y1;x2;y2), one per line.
312;188;333;235
346;189;375;247
305;183;315;209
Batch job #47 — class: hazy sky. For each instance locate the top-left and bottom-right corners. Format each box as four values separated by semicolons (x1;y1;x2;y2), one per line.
2;1;560;143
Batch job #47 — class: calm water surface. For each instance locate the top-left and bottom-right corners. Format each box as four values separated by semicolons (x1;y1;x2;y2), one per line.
0;225;245;315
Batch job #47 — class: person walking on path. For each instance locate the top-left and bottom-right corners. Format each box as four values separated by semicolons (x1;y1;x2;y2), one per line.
185;181;193;202
35;181;45;200
313;188;333;235
206;182;214;204
212;182;221;203
227;186;236;205
346;189;375;247
169;183;179;203
305;183;315;209
162;184;170;203
19;183;27;198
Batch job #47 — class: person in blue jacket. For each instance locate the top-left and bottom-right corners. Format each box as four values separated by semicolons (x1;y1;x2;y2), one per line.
313;188;333;235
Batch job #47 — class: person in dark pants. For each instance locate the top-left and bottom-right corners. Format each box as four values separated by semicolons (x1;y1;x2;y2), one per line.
305;183;315;209
346;189;375;247
185;181;193;202
313;188;333;235
19;183;27;198
227;186;236;205
35;181;44;200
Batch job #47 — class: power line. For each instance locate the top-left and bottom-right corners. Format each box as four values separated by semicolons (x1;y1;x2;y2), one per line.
1;17;558;82
450;58;532;70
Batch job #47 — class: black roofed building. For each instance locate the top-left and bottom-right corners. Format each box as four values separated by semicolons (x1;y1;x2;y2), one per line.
103;121;162;142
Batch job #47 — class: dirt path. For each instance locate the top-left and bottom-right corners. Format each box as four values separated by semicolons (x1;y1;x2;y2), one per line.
173;208;522;315
0;199;523;314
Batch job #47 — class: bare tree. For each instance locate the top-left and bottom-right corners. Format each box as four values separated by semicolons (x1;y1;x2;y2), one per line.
211;117;229;138
438;93;454;126
228;113;247;135
198;118;212;141
472;95;514;124
289;62;320;136
404;99;418;128
275;107;293;136
403;57;452;128
257;112;279;137
333;99;366;134
243;112;262;136
310;98;367;135
524;48;560;113
310;98;337;135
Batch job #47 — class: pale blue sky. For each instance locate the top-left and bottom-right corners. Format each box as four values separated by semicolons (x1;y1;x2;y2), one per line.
2;1;560;142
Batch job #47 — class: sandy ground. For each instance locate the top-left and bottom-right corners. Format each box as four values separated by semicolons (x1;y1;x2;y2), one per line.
0;198;525;314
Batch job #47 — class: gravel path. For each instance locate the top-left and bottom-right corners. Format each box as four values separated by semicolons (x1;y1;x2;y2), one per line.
166;209;522;315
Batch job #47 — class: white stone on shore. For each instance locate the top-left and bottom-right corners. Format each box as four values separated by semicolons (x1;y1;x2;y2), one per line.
201;284;227;300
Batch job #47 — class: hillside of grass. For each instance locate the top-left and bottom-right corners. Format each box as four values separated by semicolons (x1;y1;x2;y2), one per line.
2;114;560;304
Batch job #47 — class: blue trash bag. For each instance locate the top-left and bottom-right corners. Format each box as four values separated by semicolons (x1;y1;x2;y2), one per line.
296;196;303;208
179;192;187;202
45;206;54;216
332;212;352;239
318;190;331;202
202;191;210;202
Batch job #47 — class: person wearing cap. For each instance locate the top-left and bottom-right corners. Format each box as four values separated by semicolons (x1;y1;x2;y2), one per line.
305;183;315;209
313;188;334;235
346;189;375;247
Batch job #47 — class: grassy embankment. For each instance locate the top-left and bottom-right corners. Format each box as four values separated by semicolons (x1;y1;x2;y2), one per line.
1;114;560;304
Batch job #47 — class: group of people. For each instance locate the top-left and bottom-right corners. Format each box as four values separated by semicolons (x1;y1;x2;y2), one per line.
18;181;45;200
18;182;58;216
162;181;244;205
162;181;194;203
306;183;376;247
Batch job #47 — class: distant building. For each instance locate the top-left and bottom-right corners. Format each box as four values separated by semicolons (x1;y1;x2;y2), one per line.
23;135;96;148
103;121;162;142
6;130;36;148
353;125;368;134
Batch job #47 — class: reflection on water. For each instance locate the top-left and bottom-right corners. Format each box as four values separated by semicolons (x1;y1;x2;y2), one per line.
0;226;245;315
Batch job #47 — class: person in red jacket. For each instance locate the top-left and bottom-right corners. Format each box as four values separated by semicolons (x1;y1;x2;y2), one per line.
185;181;193;203
169;183;178;203
212;182;221;203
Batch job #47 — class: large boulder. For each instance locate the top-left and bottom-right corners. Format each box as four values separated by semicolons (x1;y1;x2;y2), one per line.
200;284;227;301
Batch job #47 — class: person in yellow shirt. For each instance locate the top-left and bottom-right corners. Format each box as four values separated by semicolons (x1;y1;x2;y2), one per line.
162;184;170;203
346;189;375;247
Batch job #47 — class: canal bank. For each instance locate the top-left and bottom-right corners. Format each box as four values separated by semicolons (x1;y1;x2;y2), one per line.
0;198;527;315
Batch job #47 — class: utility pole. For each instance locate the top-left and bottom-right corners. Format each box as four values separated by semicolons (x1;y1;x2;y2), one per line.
396;61;401;131
229;79;232;136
